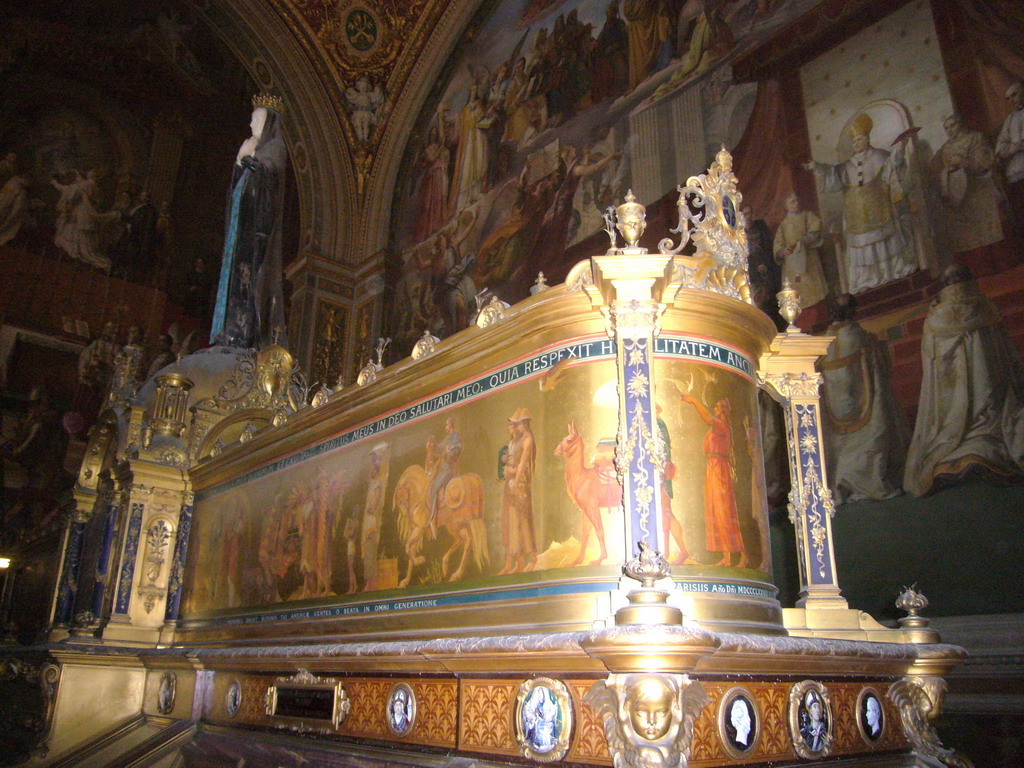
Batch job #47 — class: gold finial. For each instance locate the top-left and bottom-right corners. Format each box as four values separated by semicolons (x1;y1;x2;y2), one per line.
252;93;285;114
615;190;647;250
895;584;939;643
373;337;391;368
896;584;929;618
715;144;733;172
529;272;549;295
777;277;802;329
623;540;671;589
615;541;682;625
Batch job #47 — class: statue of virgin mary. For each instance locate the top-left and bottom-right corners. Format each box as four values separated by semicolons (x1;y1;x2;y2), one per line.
210;94;288;348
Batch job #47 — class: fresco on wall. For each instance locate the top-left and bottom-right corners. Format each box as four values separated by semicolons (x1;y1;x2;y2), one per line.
392;0;1023;356
182;347;766;618
389;0;820;352
0;1;265;355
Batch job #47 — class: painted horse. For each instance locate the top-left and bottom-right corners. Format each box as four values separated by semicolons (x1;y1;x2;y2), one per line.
392;438;488;587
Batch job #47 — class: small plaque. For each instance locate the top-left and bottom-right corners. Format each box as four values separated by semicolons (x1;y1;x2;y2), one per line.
387;682;416;737
718;686;759;758
857;687;885;744
788;680;833;759
514;677;572;762
226;680;242;717
265;669;349;729
157;672;176;715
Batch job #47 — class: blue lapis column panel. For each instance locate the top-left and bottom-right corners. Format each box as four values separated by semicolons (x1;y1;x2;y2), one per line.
768;371;846;609
90;496;123;617
609;301;667;557
53;510;90;626
164;494;193;622
111;500;146;617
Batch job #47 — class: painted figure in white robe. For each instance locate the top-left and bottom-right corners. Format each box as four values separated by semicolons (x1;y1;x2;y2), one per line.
773;192;829;309
448;83;489;213
0;173;29;246
805;113;917;295
904;264;1024;496
359;442;390;592
935;113;1004;254
820;293;909;504
995;79;1024;239
52;169;119;270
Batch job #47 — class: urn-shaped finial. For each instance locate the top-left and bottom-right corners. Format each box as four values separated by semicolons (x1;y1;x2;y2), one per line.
615;190;647;250
777;277;802;329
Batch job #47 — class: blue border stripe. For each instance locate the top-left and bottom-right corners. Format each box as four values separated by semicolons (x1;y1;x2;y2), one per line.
199;334;755;502
213;580;620;626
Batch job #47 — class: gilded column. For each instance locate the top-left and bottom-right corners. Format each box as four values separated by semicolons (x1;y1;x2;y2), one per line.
588;193;677;558
760;287;846;610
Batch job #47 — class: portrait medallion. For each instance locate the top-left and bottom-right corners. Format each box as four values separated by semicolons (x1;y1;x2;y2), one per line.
857;686;885;744
788;681;833;758
717;686;759;758
157;671;176;715
225;680;242;718
514;677;572;762
387;682;416;737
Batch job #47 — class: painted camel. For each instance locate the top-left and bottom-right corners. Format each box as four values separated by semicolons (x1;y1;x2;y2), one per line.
554;421;620;566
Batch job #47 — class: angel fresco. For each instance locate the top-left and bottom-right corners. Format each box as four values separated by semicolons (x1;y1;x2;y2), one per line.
392;418;488;587
344;76;385;144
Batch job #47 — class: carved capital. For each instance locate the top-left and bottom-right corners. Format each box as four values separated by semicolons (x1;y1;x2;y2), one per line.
585;673;709;768
606;300;665;339
760;372;823;401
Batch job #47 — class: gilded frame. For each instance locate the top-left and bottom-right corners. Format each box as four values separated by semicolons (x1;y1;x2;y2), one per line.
386;682;417;737
513;677;573;763
788;680;833;759
264;671;350;730
157;671;176;715
225;679;242;717
856;685;885;745
717;685;760;759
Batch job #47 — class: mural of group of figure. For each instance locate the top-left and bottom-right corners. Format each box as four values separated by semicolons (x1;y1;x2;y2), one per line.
0;150;172;282
743;81;1024;505
199;372;775;611
813;264;1024;504
752;84;1023;319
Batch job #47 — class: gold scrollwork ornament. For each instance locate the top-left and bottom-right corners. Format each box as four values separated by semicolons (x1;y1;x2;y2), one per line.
888;676;974;768
514;677;573;763
788;680;833;759
585;673;709;768
411;329;439;360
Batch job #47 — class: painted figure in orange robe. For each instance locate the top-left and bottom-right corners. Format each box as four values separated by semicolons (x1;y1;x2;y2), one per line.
681;394;747;567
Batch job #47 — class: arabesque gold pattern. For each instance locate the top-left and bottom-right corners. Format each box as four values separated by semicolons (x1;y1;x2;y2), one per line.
459;680;519;754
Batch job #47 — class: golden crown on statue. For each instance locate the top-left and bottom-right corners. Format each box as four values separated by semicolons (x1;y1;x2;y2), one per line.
252;93;285;113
